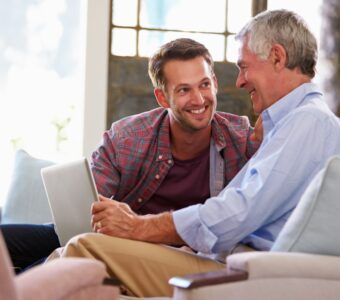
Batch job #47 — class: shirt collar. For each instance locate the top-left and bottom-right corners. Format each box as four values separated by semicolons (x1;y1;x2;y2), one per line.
156;111;173;162
261;82;322;133
156;112;226;161
211;117;227;151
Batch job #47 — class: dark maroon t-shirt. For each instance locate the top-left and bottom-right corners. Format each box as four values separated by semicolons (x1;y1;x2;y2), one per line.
138;146;210;215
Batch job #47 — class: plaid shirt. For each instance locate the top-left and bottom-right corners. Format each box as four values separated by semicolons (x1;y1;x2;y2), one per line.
91;108;258;212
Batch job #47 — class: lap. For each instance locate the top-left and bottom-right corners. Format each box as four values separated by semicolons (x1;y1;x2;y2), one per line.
55;233;225;297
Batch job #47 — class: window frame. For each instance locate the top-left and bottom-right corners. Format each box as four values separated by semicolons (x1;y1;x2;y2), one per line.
109;0;267;62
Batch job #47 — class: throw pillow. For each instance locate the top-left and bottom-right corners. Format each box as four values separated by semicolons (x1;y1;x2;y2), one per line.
271;155;340;255
1;149;54;224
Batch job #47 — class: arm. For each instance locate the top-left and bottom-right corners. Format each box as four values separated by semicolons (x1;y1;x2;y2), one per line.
173;111;329;253
92;111;329;252
91;129;121;198
16;258;119;300
92;195;184;245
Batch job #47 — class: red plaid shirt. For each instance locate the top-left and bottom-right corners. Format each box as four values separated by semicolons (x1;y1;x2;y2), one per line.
91;108;258;212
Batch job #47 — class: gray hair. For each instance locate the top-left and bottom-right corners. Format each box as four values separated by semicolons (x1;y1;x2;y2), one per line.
235;9;317;78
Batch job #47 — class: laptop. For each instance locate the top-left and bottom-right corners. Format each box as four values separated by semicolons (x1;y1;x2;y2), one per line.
41;157;98;246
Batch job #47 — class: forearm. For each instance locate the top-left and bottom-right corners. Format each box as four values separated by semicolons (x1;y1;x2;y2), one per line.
133;212;184;245
93;198;185;245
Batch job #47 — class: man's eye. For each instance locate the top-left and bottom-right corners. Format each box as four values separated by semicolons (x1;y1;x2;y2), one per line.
178;88;188;94
201;82;211;88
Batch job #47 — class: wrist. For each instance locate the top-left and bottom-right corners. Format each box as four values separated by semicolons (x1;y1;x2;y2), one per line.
133;212;183;245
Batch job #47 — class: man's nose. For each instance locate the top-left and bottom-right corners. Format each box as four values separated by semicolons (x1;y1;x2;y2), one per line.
236;73;246;89
191;89;205;104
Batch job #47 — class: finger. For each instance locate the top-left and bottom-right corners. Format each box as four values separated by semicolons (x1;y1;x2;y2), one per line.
93;220;105;233
91;210;107;224
250;115;263;142
91;199;112;214
98;194;112;201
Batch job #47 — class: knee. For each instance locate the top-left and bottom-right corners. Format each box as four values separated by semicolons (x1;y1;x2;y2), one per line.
67;232;98;249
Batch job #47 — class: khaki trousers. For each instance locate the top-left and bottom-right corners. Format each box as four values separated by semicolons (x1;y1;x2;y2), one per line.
47;233;225;297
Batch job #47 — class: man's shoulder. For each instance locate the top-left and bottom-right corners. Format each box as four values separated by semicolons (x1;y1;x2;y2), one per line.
214;111;251;129
110;107;168;137
288;99;339;125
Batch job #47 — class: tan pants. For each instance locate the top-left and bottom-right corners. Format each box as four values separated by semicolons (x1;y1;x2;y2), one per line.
47;233;226;297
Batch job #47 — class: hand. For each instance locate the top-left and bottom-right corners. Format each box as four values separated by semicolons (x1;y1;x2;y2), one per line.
179;245;196;254
250;115;263;143
91;195;138;238
92;195;184;245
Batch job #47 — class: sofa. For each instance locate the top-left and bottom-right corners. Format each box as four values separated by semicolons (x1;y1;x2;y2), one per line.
3;150;340;299
168;155;340;299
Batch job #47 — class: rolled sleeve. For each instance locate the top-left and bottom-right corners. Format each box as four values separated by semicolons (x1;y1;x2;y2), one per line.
173;204;218;253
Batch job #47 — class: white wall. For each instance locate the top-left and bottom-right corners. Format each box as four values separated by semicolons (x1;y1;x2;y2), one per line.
82;0;110;159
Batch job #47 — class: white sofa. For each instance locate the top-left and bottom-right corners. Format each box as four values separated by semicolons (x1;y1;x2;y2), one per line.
168;155;340;300
169;251;340;300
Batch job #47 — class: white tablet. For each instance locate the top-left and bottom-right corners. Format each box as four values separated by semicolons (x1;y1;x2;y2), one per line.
41;157;98;246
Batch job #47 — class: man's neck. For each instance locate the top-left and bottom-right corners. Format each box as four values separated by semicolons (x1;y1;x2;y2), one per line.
170;125;211;161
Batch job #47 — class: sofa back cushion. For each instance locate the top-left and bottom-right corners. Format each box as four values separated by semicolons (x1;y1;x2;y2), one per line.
1;149;54;224
271;156;340;255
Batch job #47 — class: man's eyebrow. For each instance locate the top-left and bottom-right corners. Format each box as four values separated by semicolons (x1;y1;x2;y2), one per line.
174;83;189;90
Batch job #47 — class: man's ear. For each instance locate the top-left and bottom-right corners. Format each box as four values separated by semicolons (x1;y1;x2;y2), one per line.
270;44;287;71
213;74;218;94
154;88;170;108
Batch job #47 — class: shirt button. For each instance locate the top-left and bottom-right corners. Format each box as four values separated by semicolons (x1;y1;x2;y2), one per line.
158;155;163;160
137;198;143;203
155;174;160;180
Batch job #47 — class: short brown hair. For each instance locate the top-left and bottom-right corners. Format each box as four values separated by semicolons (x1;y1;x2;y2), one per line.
148;38;214;90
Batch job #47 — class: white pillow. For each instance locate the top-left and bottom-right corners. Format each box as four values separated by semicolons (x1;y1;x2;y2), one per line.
1;149;54;224
271;155;340;255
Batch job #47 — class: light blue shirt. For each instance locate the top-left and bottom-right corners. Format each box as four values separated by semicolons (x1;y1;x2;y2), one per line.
173;83;340;255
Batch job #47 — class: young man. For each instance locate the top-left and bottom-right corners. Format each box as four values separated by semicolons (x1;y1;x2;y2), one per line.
1;38;259;272
53;10;340;297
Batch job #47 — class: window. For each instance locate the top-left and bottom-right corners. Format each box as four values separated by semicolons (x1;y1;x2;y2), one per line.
110;0;254;62
0;0;84;204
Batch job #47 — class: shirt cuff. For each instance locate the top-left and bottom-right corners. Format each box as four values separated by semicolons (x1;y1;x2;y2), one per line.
173;204;218;253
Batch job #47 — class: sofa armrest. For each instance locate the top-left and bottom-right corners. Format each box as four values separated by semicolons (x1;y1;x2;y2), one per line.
170;251;340;291
227;251;340;280
169;269;248;289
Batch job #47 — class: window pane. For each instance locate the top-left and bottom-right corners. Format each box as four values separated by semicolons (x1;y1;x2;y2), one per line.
226;34;238;62
139;30;225;61
111;28;136;56
0;0;83;204
227;0;252;33
112;0;138;26
140;0;226;32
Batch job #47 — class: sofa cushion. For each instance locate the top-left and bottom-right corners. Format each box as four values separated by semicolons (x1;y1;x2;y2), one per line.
1;149;54;224
271;155;340;255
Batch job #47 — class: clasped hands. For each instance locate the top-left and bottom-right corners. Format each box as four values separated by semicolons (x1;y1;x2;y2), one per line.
91;195;139;239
